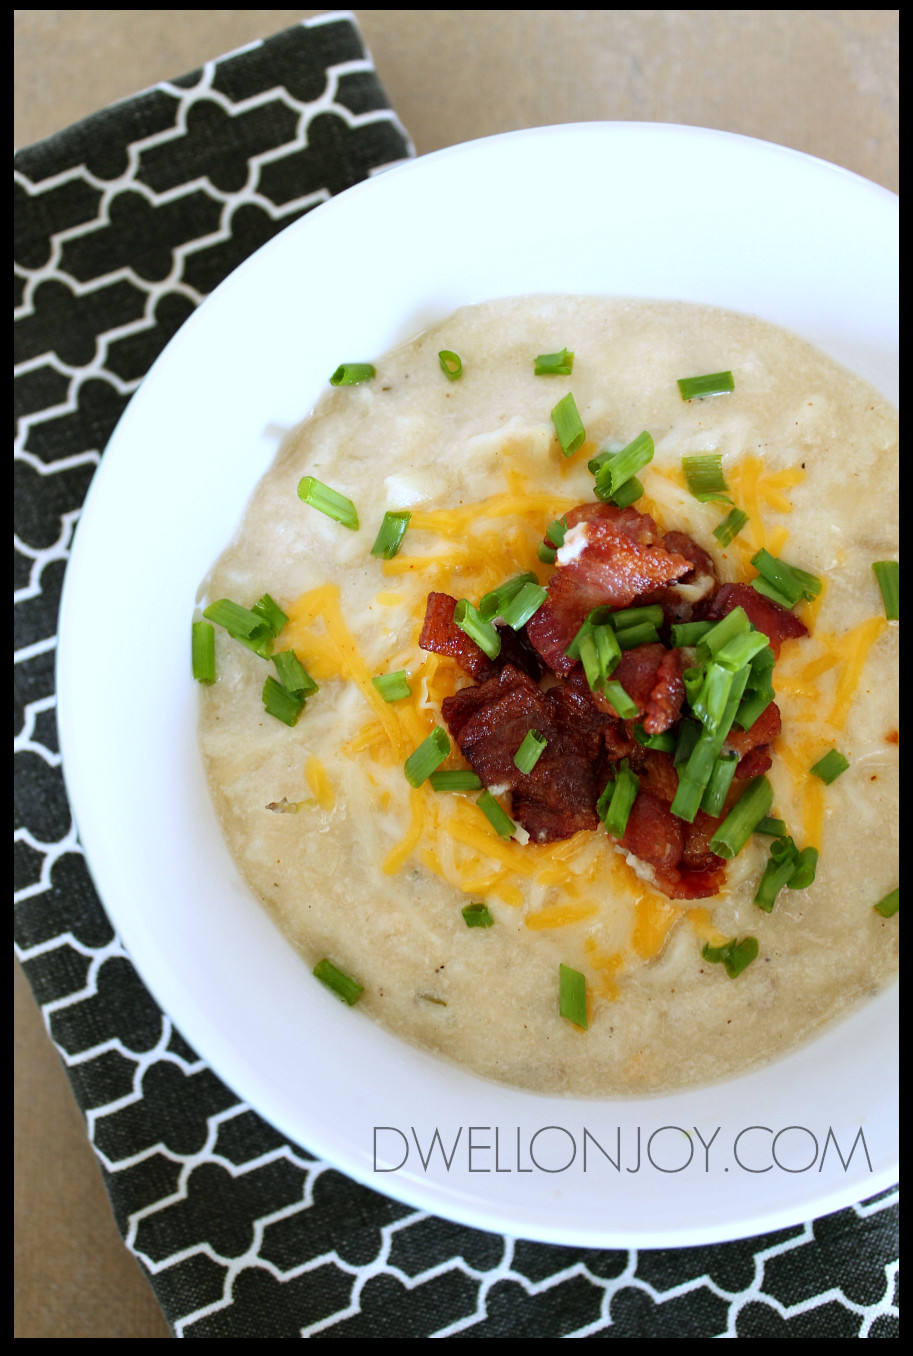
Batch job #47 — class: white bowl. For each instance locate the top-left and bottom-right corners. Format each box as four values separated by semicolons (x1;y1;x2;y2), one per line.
57;123;898;1247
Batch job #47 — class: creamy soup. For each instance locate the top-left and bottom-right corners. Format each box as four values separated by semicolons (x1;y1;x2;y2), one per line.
197;296;898;1096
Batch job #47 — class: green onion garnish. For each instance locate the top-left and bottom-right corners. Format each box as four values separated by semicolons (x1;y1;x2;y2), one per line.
714;507;750;546
669;777;704;824
593;431;654;501
810;749;850;784
262;675;306;727
602;765;640;837
608;476;645;509
191;621;216;684
602;680;640;720
734;686;774;732
701;752;739;817
297;476;360;531
537;543;557;564
462;902;495;928
559;963;588;1029
453;599;501;659
551;392;586;457
698;607;750;659
479;572;538;622
671;620;714;648
329;363;375;386
872;561;899;620
252;593;288;636
751;578;796;610
754;836;799;911
514;729;547;774
674;720;701;767
438;350;462;380
682;453;730;503
632;725;676;753
477;790;516;839
677;371;735;401
701;936;758;978
755;817;787;837
708;776;774;859
534;347;574;376
578;628;623;694
565;606;615;660
273;650;318;698
203;598;274;659
610;605;665;631
499;582;548;630
714;630;771;673
370;511;411;559
615;621;661;650
874;888;899;918
313;958;363;1004
371;670;411;702
691;662;736;731
545;517;569;548
428;769;483;792
751;548;821;607
788;847;818;890
404;726;451;787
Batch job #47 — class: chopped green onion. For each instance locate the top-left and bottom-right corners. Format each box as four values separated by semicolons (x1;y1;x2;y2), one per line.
252;593;288;636
610;605;665;631
874;888;899;918
615;621;661;650
371;670;411;702
674;720;701;767
788;847;818;890
745;644;776;687
698;607;750;658
514;729;547;774
593;431;654;500
755;816;787;837
329;363;375;386
262;675;306;727
677;370;735;401
602;680;640;721
313;958;363;1004
632;725;676;753
691;662;735;731
810;748;850;784
714;630;771;672
534;347;574;376
682;665;704;708
273;650;318;697
709;776;774;859
404;726;451;787
751;577;796;610
477;790;516;839
438;350;462;380
551;392;586;457
297;476;360;530
670;777;705;823
755;836;799;911
565;606;616;660
578;627;622;694
608;476;645;509
701;936;758;978
872;561;899;620
203;598;273;659
701;752;738;817
545;517;568;547
499;582;548;630
479;572;538;622
462;902;494;928
596;775;616;821
559;963;588;1029
734;686;774;732
671;620;714;648
751;548;821;606
453;599;501;659
428;769;483;792
714;507;750;546
602;765;640;837
588;441;624;474
370;511;411;559
537;543;557;564
682;453;730;502
191;620;216;684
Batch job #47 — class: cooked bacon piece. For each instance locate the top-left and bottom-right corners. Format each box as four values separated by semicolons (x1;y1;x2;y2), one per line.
419;592;497;681
618;790;726;899
681;810;727;874
527;508;693;674
441;665;601;843
640;530;720;628
638;749;680;803
613;643;668;715
704;582;807;657
546;670;620;764
643;647;687;734
724;700;781;779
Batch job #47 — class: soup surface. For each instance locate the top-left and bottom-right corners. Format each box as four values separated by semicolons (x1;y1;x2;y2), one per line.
198;296;898;1096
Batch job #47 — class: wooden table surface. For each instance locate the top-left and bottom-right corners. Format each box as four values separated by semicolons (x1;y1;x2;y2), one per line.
14;8;898;1339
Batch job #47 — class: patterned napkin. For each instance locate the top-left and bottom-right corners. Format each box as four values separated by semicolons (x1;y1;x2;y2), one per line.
13;12;898;1338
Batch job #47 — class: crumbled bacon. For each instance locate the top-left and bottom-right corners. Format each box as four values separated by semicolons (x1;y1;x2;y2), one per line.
527;507;694;674
419;592;543;682
640;530;719;628
724;700;781;779
619;788;726;900
644;647;687;734
704;582;807;657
